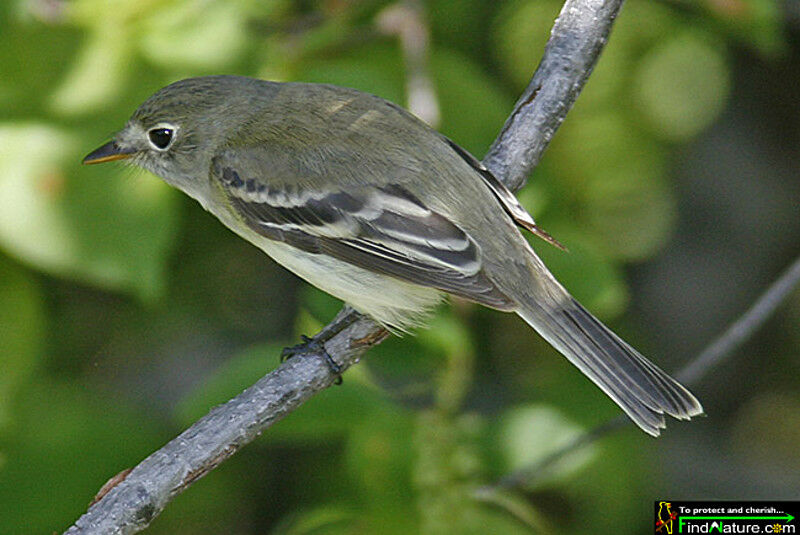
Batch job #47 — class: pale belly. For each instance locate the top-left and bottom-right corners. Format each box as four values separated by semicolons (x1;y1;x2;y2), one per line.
229;221;443;331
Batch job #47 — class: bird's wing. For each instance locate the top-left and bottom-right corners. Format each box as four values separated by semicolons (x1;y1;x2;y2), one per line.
211;153;516;310
441;137;566;251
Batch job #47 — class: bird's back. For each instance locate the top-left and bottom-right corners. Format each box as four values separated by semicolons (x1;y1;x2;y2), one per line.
221;80;540;300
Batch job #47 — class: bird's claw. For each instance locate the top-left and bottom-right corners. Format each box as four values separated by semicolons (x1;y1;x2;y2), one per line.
280;335;343;385
280;335;313;362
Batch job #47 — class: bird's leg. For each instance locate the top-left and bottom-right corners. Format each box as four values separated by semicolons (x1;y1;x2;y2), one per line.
280;307;363;384
281;334;342;375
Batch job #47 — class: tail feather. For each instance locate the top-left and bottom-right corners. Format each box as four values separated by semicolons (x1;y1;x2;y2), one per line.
517;297;703;436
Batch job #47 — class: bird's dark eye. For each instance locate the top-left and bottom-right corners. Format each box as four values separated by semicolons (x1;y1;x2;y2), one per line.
148;127;174;150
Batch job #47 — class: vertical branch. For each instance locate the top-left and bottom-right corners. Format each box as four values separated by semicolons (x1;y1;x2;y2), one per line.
484;0;624;191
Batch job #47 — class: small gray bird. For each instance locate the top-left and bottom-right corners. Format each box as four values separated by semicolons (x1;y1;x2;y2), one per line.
84;75;702;436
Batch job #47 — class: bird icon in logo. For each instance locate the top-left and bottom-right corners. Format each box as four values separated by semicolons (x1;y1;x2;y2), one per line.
656;501;677;534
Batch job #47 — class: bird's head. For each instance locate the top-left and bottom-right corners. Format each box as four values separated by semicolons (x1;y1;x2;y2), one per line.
83;76;276;201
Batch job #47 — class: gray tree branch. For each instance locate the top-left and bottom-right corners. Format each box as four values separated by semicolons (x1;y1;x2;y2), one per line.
483;0;623;191
63;0;623;533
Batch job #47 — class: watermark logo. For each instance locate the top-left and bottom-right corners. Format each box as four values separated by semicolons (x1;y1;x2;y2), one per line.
657;501;678;534
654;501;797;534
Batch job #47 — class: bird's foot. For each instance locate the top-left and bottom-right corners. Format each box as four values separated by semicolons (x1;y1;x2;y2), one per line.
281;335;343;385
280;307;366;385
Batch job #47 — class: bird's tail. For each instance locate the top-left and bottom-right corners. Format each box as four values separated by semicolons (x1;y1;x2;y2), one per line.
515;281;703;436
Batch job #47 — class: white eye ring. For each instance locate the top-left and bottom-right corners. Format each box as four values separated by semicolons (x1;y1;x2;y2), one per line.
146;122;179;151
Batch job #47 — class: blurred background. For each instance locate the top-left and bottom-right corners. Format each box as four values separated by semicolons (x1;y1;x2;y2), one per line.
1;0;799;533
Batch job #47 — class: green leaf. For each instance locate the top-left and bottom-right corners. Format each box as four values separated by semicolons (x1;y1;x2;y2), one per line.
431;47;514;156
694;0;785;56
608;0;684;55
472;487;553;533
633;30;731;142
446;505;543;535
272;505;357;535
271;384;402;444
491;0;561;90
543;111;676;261
0;381;163;534
298;42;406;105
276;504;419;535
427;0;493;57
137;1;247;70
65;0;165;27
533;231;629;319
417;314;473;362
583;158;677;261
0;256;44;430
492;404;598;489
300;285;346;329
545;111;661;192
174;342;284;426
0;11;81;118
49;24;133;115
573;0;681;112
0;124;177;301
345;404;415;505
730;392;800;468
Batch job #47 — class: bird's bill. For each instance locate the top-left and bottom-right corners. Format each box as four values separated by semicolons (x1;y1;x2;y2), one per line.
82;141;136;165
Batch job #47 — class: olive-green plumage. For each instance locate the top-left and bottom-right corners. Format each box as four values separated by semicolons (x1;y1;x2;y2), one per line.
84;75;703;436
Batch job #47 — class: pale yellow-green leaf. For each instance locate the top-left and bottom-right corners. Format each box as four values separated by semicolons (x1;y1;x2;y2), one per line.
576;0;681;112
496;404;597;489
418;314;473;360
138;0;247;69
0;125;78;268
584;159;677;261
48;24;132;115
544;111;676;260
633;30;731;142
0;124;176;300
64;0;168;27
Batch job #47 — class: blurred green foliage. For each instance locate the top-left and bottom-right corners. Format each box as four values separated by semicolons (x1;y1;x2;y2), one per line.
0;0;790;533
